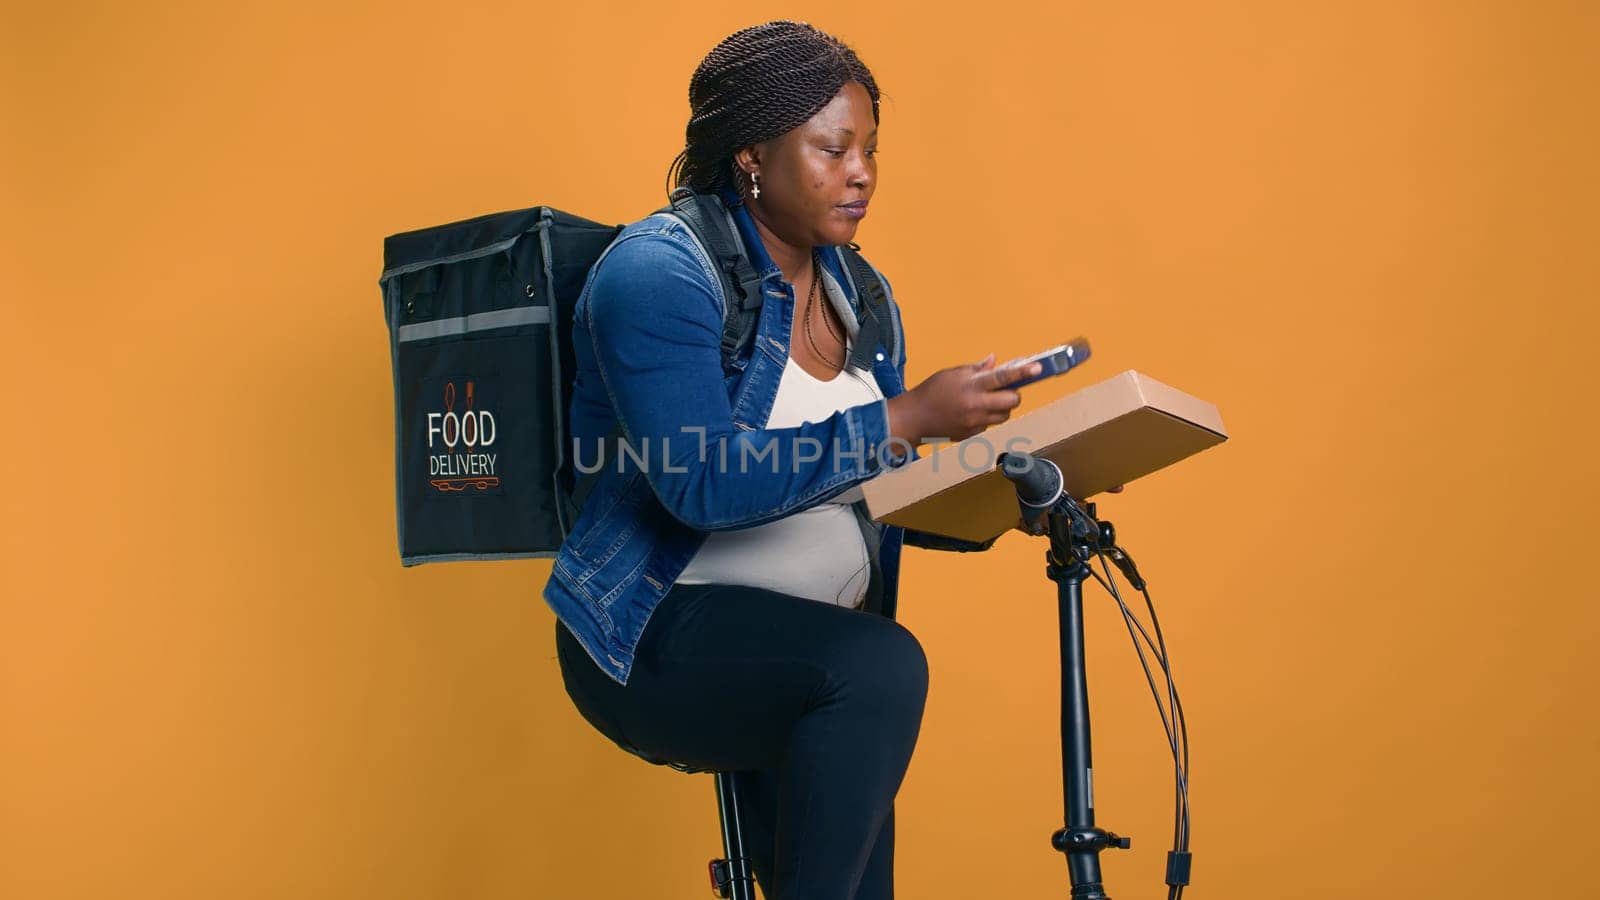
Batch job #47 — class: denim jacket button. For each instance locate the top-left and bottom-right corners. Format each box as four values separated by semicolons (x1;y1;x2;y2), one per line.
876;351;885;361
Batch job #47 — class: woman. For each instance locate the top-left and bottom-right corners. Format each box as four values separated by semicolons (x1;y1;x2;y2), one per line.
548;21;1043;900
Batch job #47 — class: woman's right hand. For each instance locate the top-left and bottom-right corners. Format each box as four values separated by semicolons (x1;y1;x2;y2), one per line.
887;352;1042;446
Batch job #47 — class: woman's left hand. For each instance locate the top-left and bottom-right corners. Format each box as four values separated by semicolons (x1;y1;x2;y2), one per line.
1010;483;1125;535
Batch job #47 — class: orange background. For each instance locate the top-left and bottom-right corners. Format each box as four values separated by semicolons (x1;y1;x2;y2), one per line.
4;2;1596;897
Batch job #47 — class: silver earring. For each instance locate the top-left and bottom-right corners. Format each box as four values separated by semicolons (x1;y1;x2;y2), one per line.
751;172;761;199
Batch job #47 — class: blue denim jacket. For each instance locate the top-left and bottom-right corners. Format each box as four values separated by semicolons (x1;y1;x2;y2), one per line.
544;187;994;685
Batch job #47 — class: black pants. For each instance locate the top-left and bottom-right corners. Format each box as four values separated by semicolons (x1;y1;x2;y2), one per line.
555;580;930;900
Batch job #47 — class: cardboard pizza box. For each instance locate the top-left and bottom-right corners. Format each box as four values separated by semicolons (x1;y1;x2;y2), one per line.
858;369;1228;543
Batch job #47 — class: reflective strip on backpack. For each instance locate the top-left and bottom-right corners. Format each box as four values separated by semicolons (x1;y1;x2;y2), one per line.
397;305;550;342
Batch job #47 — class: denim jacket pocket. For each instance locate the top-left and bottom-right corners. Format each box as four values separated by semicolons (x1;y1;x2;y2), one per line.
569;469;646;566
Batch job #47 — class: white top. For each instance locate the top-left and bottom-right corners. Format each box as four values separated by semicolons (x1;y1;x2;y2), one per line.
674;355;885;608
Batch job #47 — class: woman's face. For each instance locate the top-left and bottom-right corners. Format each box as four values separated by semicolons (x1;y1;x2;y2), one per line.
738;80;878;249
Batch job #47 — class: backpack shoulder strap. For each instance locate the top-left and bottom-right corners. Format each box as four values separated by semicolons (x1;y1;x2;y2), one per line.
658;187;764;376
837;242;898;372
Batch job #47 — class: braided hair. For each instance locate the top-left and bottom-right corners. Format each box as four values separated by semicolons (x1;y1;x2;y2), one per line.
665;21;882;199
